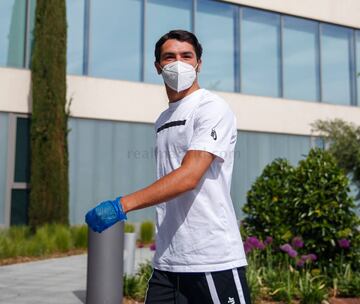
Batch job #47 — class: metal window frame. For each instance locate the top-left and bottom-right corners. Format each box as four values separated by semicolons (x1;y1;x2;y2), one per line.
141;0;147;81
4;114;30;228
83;0;91;75
192;0;197;34
355;31;359;106
318;23;323;102
279;14;284;98
350;29;357;106
24;0;31;68
234;6;241;93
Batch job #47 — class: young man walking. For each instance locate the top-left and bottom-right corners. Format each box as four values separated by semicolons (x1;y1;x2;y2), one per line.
86;30;251;304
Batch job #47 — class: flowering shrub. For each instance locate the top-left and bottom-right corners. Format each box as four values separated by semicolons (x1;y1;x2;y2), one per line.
242;148;360;271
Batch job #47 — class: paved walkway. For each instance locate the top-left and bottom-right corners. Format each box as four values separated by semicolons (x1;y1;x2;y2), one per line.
0;249;154;304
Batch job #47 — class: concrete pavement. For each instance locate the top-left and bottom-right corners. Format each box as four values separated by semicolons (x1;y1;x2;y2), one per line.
0;249;154;304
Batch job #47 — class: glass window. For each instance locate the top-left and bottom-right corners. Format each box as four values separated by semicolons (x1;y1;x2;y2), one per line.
356;30;360;106
10;189;29;225
67;0;84;75
0;0;26;68
14;117;30;183
283;16;320;102
145;0;192;84
242;8;281;97
196;0;236;92
89;0;142;81
321;24;353;105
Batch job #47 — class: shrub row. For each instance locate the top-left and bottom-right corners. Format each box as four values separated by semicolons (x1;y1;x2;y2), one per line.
0;224;87;260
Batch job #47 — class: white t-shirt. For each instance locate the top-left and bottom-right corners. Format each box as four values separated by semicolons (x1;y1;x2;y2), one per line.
153;88;247;272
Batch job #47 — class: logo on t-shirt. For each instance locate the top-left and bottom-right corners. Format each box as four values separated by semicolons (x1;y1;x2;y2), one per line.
211;128;217;140
228;297;235;304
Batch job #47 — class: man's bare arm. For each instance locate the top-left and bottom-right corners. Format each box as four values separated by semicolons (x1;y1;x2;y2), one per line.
121;150;215;213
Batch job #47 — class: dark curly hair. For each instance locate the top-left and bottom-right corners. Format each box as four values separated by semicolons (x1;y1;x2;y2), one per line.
154;30;203;63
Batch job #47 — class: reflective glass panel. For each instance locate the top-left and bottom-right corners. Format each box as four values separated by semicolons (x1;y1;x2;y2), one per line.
242;8;281;97
67;0;84;75
145;0;192;84
10;189;29;226
14;117;30;183
283;16;319;101
89;0;142;81
0;0;26;68
196;0;236;92
321;24;352;105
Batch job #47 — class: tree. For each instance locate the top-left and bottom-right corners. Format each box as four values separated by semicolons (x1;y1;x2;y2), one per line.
312;119;360;202
29;0;69;228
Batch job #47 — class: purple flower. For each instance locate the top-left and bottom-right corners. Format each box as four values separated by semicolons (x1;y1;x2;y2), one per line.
264;236;273;246
307;253;317;261
244;242;252;255
338;239;350;249
299;253;317;265
296;259;305;267
246;236;265;250
280;244;293;253
150;243;156;251
288;249;298;258
280;244;298;258
291;236;304;249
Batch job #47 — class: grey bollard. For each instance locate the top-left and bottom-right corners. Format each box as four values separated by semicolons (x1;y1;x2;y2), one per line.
86;221;124;304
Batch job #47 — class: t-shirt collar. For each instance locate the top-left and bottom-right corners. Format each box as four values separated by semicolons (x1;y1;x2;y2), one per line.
168;89;204;110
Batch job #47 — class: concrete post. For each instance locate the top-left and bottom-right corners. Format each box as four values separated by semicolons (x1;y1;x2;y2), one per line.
86;221;124;304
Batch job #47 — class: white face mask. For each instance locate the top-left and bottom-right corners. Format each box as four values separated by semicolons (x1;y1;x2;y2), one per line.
161;61;198;92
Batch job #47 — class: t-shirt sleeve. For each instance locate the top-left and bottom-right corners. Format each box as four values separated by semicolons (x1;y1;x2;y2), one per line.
188;100;237;161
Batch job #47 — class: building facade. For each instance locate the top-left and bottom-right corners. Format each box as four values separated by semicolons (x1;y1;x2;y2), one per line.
1;0;360;227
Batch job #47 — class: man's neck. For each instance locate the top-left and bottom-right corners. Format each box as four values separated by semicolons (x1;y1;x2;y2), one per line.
166;82;201;103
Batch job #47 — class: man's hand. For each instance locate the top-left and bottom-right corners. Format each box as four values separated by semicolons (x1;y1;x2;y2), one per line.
85;197;127;233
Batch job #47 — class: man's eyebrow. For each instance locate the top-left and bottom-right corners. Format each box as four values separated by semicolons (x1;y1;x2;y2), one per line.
161;51;195;57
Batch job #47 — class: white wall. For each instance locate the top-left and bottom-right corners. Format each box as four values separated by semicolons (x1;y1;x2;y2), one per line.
1;67;360;136
226;0;360;28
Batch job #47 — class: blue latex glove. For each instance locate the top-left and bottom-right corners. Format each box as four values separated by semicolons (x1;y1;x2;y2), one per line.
85;196;127;233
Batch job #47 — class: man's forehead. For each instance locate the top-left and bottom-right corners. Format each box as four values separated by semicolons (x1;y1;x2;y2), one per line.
161;39;196;55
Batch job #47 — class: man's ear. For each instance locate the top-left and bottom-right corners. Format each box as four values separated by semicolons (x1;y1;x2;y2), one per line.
154;62;162;75
196;59;202;73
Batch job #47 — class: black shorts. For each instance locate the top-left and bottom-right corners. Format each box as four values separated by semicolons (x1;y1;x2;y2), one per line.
145;267;251;304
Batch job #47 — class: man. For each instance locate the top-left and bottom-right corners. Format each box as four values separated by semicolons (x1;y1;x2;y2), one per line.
86;30;251;304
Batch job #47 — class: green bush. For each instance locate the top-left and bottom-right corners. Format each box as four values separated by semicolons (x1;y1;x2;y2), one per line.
140;221;155;244
0;224;87;260
123;261;153;301
70;225;88;248
124;222;136;233
333;264;360;297
298;272;327;304
243;159;295;245
242;148;360;270
292;149;360;269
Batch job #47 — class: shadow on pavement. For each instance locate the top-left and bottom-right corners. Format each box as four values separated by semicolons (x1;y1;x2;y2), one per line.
73;290;86;303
